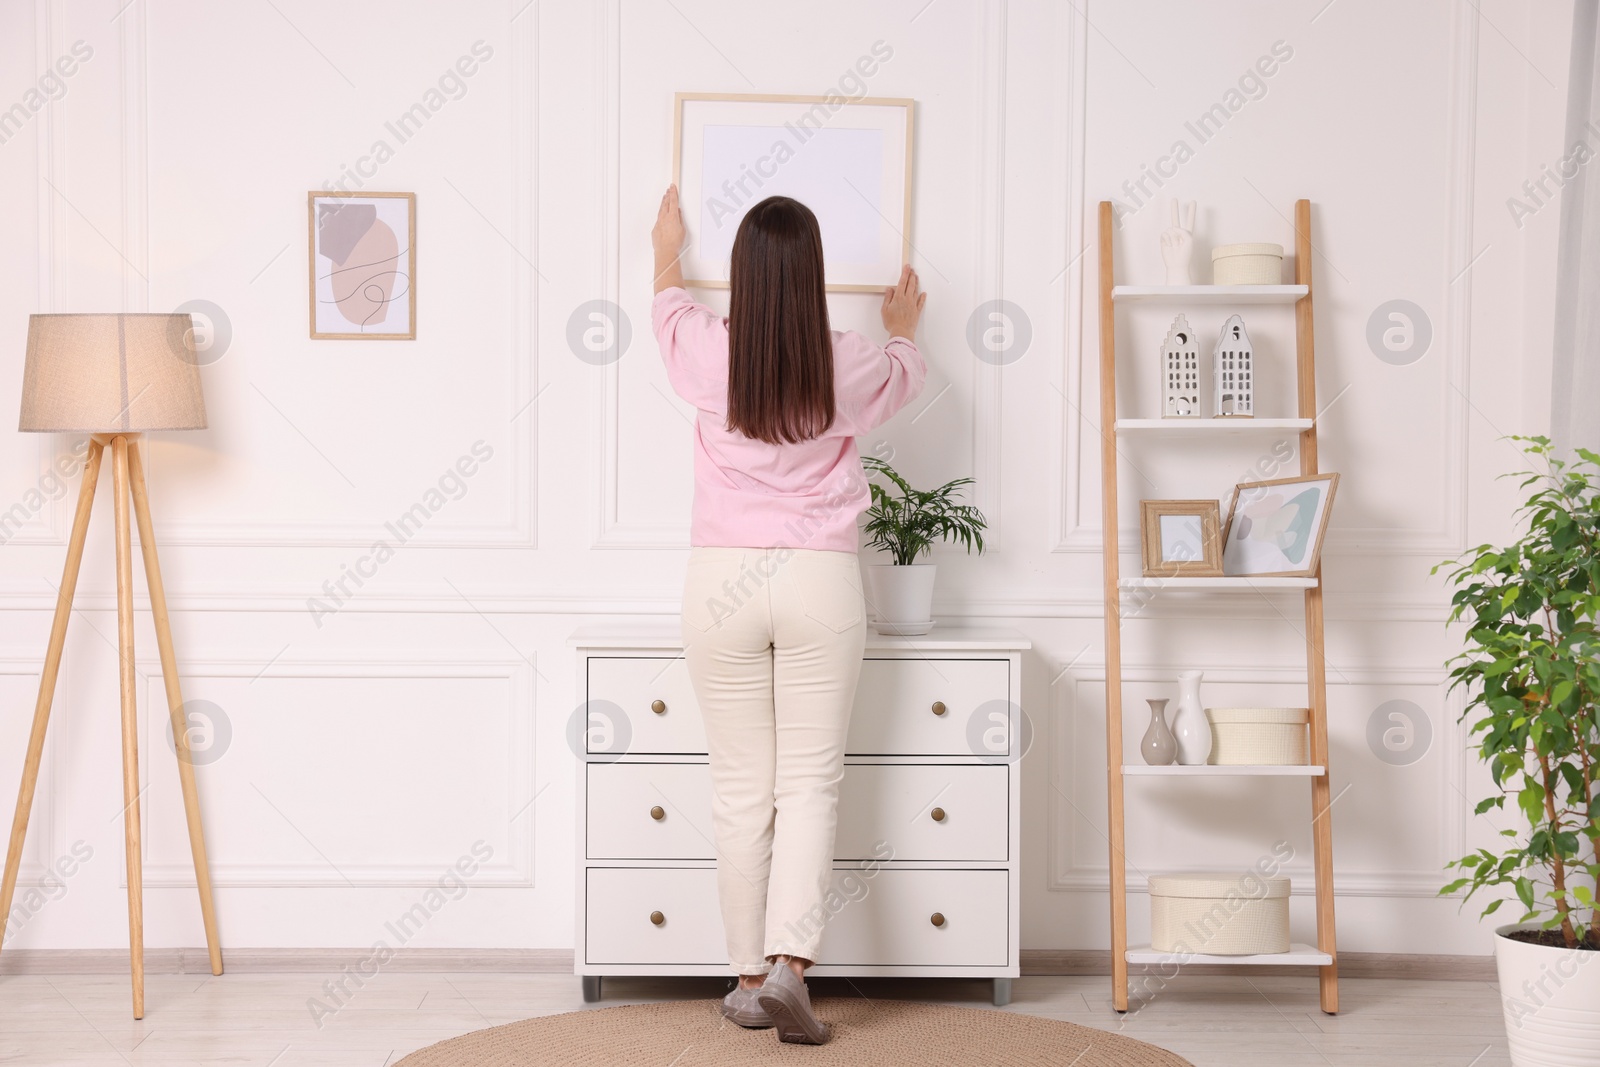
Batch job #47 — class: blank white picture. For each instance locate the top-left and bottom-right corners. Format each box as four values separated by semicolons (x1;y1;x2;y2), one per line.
696;123;885;267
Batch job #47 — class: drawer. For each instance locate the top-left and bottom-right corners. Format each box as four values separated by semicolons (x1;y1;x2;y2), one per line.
836;764;1008;861
586;657;706;755
586;655;1010;757
817;867;1009;966
585;866;1008;967
849;659;1010;756
587;763;714;860
587;763;1007;862
586;867;725;964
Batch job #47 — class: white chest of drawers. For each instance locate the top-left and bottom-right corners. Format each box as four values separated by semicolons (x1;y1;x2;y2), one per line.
571;622;1029;1006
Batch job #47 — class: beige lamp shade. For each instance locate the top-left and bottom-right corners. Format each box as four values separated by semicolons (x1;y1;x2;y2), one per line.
19;313;207;433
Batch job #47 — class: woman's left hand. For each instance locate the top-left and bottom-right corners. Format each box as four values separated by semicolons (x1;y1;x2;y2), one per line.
653;184;686;259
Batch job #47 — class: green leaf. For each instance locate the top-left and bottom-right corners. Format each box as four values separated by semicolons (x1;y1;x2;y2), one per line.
1518;786;1546;826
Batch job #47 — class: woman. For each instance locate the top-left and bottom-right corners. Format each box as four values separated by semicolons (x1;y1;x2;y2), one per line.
650;185;927;1045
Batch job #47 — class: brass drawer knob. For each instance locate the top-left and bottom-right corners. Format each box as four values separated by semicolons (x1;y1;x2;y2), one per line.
930;912;946;928
931;701;947;716
650;805;665;821
651;699;667;714
930;807;946;822
650;910;665;926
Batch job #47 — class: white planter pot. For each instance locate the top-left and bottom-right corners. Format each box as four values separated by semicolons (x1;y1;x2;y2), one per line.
1495;922;1600;1066
862;563;937;635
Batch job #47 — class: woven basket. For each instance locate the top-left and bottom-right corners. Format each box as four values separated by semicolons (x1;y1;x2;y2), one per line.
1211;242;1284;285
1149;874;1291;954
1206;707;1309;765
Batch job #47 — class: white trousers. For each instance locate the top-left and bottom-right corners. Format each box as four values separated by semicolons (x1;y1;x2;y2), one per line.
680;546;868;974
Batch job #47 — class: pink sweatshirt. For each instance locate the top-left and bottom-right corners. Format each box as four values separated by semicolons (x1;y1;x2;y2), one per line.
651;286;927;553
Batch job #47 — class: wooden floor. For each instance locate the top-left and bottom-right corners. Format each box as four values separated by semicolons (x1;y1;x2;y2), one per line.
0;971;1510;1066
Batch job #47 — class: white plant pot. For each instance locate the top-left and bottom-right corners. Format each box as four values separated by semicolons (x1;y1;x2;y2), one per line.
862;563;937;635
1494;922;1600;1066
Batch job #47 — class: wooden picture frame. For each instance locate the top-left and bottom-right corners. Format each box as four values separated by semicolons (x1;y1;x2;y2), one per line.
308;191;417;339
672;92;914;292
1139;500;1224;577
1220;473;1340;578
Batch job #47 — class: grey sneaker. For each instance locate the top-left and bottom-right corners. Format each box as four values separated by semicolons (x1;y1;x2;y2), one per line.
755;961;831;1044
721;982;773;1028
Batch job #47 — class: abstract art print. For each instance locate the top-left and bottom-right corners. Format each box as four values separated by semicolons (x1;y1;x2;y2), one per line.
1221;473;1340;578
308;192;416;339
673;93;913;292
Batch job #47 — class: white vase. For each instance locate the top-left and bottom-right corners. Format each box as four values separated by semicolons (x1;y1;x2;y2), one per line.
862;563;937;635
1171;670;1211;766
1494;922;1600;1066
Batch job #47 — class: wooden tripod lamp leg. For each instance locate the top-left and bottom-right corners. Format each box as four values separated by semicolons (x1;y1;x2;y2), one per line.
111;437;145;1019
126;439;223;976
0;441;104;959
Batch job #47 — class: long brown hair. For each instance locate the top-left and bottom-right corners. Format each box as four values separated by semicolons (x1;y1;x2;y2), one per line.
726;196;834;445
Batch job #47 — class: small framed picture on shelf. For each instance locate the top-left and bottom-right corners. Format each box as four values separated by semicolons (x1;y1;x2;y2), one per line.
1221;473;1339;577
1140;500;1224;577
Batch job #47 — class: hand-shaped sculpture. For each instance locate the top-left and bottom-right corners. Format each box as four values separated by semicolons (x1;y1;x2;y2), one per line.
1159;199;1197;285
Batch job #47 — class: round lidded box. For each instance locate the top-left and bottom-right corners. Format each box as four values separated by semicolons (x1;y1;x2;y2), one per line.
1206;707;1309;765
1149;874;1291;955
1211;242;1284;285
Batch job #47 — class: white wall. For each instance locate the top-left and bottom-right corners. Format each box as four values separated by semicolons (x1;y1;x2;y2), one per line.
0;0;1571;960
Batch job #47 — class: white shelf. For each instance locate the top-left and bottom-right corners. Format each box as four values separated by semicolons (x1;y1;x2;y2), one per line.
1126;943;1333;967
1112;284;1308;304
1115;418;1312;436
1122;764;1326;777
1121;576;1317;591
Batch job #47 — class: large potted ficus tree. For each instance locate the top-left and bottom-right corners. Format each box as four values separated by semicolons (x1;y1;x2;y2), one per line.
1436;436;1599;1067
860;457;986;635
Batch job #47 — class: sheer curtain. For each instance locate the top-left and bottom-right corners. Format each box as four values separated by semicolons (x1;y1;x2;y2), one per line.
1553;0;1600;456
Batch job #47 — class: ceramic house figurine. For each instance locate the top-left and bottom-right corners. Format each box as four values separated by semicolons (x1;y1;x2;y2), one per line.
1161;314;1201;417
1212;314;1254;417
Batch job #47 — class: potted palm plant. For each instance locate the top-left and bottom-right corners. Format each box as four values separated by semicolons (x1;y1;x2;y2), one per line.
1436;436;1599;1066
860;457;987;635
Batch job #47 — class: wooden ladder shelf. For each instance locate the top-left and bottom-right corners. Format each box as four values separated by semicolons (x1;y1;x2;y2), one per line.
1096;198;1339;1015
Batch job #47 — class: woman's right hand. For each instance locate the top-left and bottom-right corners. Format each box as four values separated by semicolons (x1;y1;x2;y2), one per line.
881;264;926;340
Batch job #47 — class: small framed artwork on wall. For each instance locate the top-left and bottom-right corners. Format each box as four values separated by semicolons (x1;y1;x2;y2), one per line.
308;191;416;339
673;92;914;292
1140;500;1224;577
1221;473;1340;577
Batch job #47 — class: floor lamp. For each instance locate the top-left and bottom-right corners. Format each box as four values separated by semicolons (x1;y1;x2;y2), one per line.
1;313;224;1018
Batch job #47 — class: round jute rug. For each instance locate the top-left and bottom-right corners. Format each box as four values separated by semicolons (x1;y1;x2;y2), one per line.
393;998;1193;1066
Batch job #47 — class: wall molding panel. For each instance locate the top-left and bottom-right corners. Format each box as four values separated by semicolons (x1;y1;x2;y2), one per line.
0;660;57;887
7;0;71;547
133;655;536;890
1051;0;1478;563
115;0;539;550
593;0;1013;550
1047;660;1465;901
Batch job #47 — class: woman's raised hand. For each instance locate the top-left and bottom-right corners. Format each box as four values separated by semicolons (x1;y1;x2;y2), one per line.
653;184;688;293
881;264;926;340
653;184;686;259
